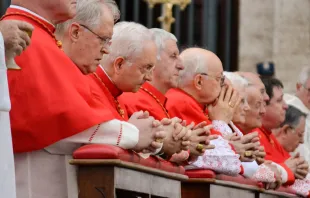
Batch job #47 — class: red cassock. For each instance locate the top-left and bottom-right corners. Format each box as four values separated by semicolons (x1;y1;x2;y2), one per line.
252;127;295;185
3;8;118;152
165;88;221;136
119;82;169;120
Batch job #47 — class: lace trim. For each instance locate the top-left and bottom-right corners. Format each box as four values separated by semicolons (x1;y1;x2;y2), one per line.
186;136;241;176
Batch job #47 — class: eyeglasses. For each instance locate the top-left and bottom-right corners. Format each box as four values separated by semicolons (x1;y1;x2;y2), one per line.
200;73;225;86
79;24;111;46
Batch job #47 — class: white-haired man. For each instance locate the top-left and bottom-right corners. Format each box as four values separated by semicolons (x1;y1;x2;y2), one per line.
165;48;263;177
7;1;165;197
284;66;310;163
119;28;214;162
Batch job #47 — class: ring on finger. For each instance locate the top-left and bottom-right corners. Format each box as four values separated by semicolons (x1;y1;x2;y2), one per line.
228;101;235;108
196;143;204;152
155;138;164;143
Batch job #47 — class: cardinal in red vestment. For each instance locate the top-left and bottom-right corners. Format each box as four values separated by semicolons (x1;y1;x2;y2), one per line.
165;48;263;177
119;29;216;162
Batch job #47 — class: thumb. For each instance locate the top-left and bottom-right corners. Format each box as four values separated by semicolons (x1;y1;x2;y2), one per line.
294;152;300;158
15;20;34;32
130;110;144;119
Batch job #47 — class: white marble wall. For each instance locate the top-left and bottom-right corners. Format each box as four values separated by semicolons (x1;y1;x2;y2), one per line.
238;0;310;93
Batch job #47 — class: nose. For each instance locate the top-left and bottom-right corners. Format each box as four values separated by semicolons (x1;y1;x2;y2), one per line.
144;71;153;82
264;92;270;102
283;101;288;110
101;45;110;54
244;102;250;111
176;58;184;70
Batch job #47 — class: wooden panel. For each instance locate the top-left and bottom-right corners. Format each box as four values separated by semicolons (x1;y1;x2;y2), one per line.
114;167;181;198
181;182;210;198
78;166;115;198
210;184;255;198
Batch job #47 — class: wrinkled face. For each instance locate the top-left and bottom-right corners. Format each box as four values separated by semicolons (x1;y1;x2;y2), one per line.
263;87;288;128
252;76;270;103
243;86;265;129
47;0;77;23
153;39;183;88
115;40;157;92
199;60;224;104
70;5;113;74
282;117;305;152
233;86;250;124
296;79;310;109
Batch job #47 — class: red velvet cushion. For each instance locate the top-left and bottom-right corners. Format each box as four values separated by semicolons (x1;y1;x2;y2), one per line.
185;169;216;178
73;144;185;174
275;186;297;195
216;174;264;188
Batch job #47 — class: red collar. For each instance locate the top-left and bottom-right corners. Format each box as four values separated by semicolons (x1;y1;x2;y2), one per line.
142;82;167;106
5;7;55;33
95;67;122;98
170;88;205;110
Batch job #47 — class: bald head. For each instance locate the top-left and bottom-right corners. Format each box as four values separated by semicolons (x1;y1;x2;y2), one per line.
179;48;222;85
237;72;269;102
178;48;224;104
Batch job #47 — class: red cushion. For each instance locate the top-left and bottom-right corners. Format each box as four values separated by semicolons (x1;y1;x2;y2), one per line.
276;186;297;195
216;174;264;188
73;144;185;174
185;169;216;178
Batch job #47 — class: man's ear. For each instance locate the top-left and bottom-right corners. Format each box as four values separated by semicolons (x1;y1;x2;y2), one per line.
69;22;81;42
296;83;302;91
113;57;125;74
282;124;292;135
194;74;202;90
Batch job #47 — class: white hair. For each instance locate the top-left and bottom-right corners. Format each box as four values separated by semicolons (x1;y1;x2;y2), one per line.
102;21;154;65
224;71;249;89
56;0;120;33
298;66;310;85
178;51;207;87
149;28;177;60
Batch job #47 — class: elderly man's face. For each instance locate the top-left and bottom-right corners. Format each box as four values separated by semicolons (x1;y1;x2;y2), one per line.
263;87;288;129
153;39;183;88
281;117;305;152
243;86;265;129
233;85;250;124
199;58;224;104
296;78;310;109
116;40;157;92
70;5;113;74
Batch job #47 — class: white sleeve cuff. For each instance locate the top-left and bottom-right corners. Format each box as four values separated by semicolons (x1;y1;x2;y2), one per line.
272;162;288;183
241;161;259;178
212;120;233;137
60;119;139;149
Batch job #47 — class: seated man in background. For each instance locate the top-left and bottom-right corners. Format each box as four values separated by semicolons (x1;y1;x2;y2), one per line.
273;105;306;155
284;66;310;163
223;72;281;188
252;77;310;196
119;28;214;162
165;48;263;178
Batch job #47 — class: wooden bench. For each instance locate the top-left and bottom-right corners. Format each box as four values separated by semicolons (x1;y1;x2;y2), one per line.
181;178;297;198
70;159;188;198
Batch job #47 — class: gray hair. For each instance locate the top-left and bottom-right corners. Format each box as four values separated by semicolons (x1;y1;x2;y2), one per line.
149;28;177;60
280;105;307;131
298;66;310;85
56;0;120;33
102;21;154;65
178;51;207;87
224;71;249;88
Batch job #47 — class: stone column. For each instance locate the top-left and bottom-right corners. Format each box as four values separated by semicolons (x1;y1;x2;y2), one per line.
238;0;310;93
